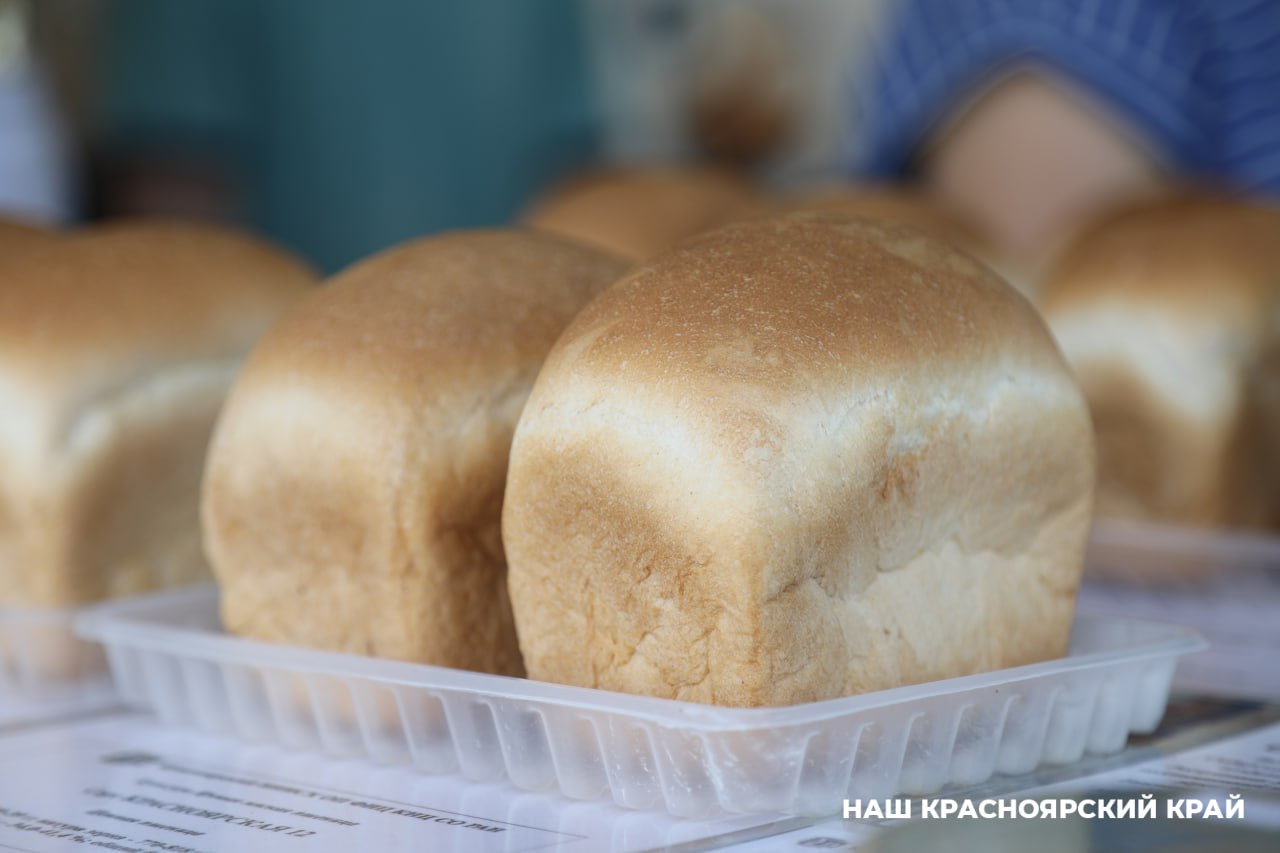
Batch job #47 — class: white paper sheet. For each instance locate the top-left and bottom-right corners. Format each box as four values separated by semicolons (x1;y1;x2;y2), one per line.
0;713;795;853
1034;720;1280;828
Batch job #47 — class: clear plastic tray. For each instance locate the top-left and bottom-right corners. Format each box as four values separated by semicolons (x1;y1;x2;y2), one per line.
1087;519;1280;582
76;585;1204;818
0;603;107;692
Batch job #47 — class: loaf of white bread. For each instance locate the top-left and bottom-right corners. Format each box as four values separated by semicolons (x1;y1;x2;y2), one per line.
1041;194;1280;528
0;221;315;607
504;212;1095;707
203;230;628;675
524;167;764;261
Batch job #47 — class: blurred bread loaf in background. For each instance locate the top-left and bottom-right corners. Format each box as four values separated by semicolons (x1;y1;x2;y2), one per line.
0;220;315;607
504;213;1095;707
768;186;984;255
523;167;764;260
0;217;59;260
203;230;628;675
721;186;1026;295
1042;194;1280;529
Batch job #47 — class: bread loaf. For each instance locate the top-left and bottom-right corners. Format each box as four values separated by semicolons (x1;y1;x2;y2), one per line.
524;168;762;260
504;212;1095;707
1041;194;1280;527
0;220;314;606
203;230;628;674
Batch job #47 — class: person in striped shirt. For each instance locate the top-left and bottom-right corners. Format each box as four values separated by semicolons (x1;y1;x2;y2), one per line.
851;0;1280;274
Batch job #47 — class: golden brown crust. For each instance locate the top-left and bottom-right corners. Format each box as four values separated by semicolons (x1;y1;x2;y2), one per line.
523;167;763;260
203;229;628;674
504;212;1095;707
1041;193;1280;528
559;212;1059;401
0;220;316;396
1042;193;1280;314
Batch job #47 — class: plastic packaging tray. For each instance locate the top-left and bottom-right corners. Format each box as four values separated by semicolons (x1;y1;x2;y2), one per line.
76;585;1204;818
0;603;107;692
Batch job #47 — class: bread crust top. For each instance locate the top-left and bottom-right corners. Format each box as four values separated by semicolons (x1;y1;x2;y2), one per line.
1042;193;1280;315
544;211;1069;427
0;220;315;476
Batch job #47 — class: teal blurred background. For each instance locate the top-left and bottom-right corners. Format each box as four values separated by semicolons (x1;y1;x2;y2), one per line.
97;0;597;272
5;0;875;271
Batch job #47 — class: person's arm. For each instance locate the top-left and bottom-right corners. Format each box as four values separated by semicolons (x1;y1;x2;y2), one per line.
851;0;1208;267
919;72;1166;268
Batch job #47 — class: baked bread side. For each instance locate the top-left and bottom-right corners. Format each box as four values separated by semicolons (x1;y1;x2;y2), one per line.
203;230;628;674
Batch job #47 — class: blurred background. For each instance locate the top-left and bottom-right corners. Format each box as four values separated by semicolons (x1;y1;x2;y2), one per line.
0;0;882;272
4;0;1278;279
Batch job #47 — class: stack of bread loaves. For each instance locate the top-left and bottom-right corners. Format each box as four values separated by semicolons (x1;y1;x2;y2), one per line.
1041;194;1280;529
0;221;315;609
503;212;1096;707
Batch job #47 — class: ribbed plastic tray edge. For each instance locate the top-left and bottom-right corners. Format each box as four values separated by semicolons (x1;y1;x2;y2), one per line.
75;585;1205;731
74;586;1206;817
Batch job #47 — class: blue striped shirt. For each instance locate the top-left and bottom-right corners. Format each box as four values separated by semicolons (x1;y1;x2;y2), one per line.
853;0;1280;194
